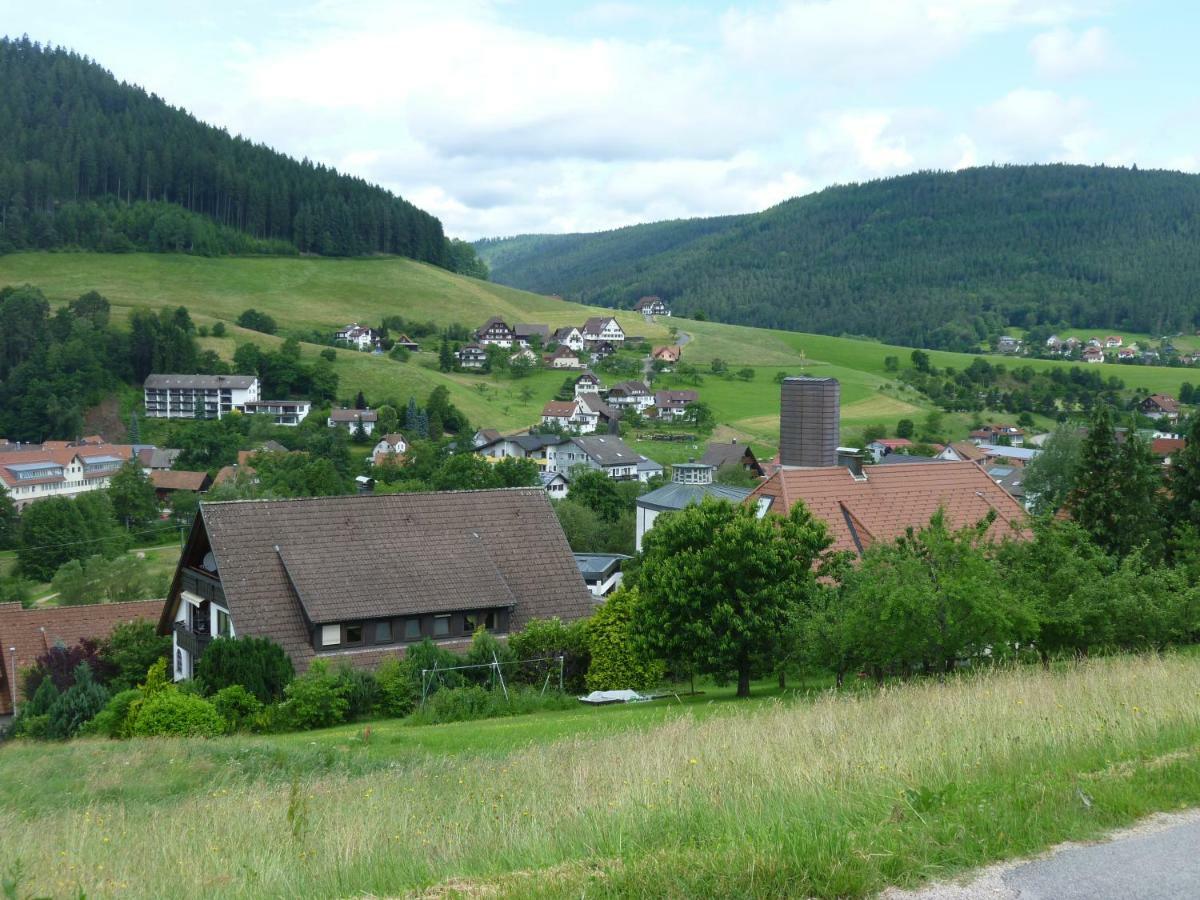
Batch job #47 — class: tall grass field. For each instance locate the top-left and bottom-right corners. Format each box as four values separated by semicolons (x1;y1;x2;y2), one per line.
2;653;1198;897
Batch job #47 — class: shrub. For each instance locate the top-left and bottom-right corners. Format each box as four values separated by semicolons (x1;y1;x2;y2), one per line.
131;690;224;738
404;638;465;694
408;685;575;726
211;685;263;733
586;588;663;692
508;617;591;693
464;627;515;685
84;688;142;738
375;657;417;718
46;663;110;739
278;661;350;730
235;308;277;334
99;620;171;693
336;666;380;719
211;321;226;337
195;636;294;703
21;638;112;699
9;677;59;738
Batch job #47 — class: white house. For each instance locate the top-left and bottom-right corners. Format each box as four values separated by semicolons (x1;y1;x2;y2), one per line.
457;343;488;369
512;324;549;348
653;389;698;420
334;323;381;351
370;433;408;465
553;326;586;352
242;399;311;427
544;346;583;369
574;553;629;598
540;470;570;499
633;296;670;317
574;371;602;397
144;374;260;419
476;317;515;348
541;399;599;434
635;463;753;551
607;380;654;412
546;435;645;481
0;439;142;509
509;348;539;366
581;316;625;346
328;408;378;436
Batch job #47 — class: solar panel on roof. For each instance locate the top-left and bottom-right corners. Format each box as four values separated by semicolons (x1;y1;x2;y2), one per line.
82;455;123;464
5;462;62;473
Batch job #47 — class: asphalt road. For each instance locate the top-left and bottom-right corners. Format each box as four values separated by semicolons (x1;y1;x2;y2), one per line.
884;810;1200;900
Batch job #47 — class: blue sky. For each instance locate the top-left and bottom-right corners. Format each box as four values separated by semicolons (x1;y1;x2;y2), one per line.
6;1;1199;238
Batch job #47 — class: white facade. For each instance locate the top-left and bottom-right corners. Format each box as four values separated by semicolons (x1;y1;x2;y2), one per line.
242;400;311;426
1;451;129;509
328;411;378;436
541;401;598;434
172;590;234;682
554;327;586;352
370;435;408;464
582;317;625;345
335;324;380;351
144;375;260;419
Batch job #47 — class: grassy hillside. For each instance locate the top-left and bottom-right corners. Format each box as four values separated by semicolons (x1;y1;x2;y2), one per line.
1;252;1196;462
2;654;1198;898
478;164;1200;350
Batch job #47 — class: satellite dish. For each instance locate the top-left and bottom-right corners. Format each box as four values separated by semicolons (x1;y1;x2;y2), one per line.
201;552;217;573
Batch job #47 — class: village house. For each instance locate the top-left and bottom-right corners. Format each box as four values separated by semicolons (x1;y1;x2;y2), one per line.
543;346;583;369
996;336;1022;354
508;348;539;366
574;371;603;396
541;399;599;434
1105;335;1124;348
475;432;563;465
635;462;755;551
937;441;989;463
1117;347;1138;360
1082;347;1105;363
652;345;681;366
149;469;212;501
138;447;181;472
700;440;765;477
0;439;145;508
606;380;654;412
327;408;378;436
653;389;698;420
746;377;1027;556
581;316;625;347
370;434;408;465
539;470;570;499
476;317;516;348
1;600;164;721
391;334;420;352
456;343;488;369
159;491;594;680
574;553;631;598
144;374;260;419
334;323;382;351
865;437;914;462
242;400;312;427
546;435;647;481
552;326;586;352
969;424;1026;447
633;296;671;317
512;324;550;348
1141;394;1181;422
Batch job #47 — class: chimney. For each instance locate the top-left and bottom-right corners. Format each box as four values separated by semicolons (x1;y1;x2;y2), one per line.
837;447;867;481
779;377;840;468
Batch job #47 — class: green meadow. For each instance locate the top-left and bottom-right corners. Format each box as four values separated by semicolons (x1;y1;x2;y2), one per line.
2;252;1197;458
2;654;1198;898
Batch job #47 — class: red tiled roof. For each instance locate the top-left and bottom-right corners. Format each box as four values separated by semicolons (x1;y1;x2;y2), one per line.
149;470;210;492
0;600;165;714
1151;438;1185;458
748;460;1027;556
542;400;580;417
0;441;138;490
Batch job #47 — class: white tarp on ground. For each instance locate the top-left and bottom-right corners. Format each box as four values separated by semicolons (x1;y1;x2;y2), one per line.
579;689;649;704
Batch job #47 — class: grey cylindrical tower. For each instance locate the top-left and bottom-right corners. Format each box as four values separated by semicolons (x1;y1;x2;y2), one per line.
779;376;839;468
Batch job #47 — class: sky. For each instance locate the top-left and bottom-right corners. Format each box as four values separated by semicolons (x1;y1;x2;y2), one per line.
6;0;1200;239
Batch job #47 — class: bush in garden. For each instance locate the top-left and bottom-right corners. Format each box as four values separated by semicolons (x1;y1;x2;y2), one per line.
408;685;575;726
20;638;113;699
83;689;143;739
586;588;664;692
508;617;591;693
403;638;465;694
335;666;380;719
374;657;417;718
99;620;170;693
45;663;110;739
211;685;263;733
195;636;294;703
464;627;515;685
9;677;60;738
278;660;350;730
130;690;224;738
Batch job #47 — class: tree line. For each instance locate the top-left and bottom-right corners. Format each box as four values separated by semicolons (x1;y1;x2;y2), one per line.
480;164;1200;350
0;37;462;267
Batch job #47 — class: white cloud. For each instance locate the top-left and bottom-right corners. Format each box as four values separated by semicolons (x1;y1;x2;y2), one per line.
1029;26;1114;78
975;88;1098;161
805;111;915;174
720;0;1101;80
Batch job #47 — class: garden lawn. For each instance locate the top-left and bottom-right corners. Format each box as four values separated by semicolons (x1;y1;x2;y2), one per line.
2;654;1199;898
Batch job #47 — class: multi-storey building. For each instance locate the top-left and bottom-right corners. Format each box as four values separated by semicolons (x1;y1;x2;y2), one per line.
143;375;260;419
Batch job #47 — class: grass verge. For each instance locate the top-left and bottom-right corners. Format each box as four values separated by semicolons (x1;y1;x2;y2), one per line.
2;654;1199;898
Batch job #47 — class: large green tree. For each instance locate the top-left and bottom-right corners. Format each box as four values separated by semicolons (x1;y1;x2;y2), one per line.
108;460;159;529
635;498;832;697
1022;426;1082;515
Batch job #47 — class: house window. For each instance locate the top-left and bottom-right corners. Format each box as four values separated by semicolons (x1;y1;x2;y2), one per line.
463;613;478;635
375;620;393;643
433;615;450;637
216;608;232;638
404;619;421;641
321;624;341;647
484;611;497;630
344;624;364;645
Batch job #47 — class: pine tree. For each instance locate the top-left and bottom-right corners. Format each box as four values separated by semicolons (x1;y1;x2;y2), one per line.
439;339;454;373
128;411;141;443
405;397;419;432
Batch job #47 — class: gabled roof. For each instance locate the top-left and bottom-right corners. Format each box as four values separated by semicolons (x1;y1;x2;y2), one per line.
633;296;666;311
0;600;164;715
554;325;582;338
638;481;753;513
144;374;257;390
0;441;139;490
748;460;1027;556
582;316;620;334
1143;394;1180;413
571;435;641;466
701;442;763;474
376;433;407;447
609;380;651;396
162;491;591;668
328;408;379;423
513;323;549;338
946;440;988;461
655;389;698;404
542;400;581;418
545;346;579;360
149;469;211;492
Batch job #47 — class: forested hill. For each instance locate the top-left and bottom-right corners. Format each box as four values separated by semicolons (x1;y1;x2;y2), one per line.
0;36;451;263
477;165;1200;351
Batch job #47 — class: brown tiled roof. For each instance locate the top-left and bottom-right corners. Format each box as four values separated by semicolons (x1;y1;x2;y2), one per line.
653;345;681;361
150;470;211;492
329;409;379;423
214;464;252;486
161;491;592;672
747;460;1027;556
1151;438;1185;458
946;441;988;462
0;441;138;490
582;316;618;334
0;600;165;714
1143;394;1180;414
701;442;763;474
542;400;579;417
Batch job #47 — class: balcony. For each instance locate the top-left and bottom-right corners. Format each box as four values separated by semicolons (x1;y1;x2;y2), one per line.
173;620;212;657
182;568;225;605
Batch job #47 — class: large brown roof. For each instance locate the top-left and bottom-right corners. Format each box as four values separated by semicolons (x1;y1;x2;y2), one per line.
0;441;138;490
748;460;1027;556
150;470;211;492
0;599;164;715
163;490;592;671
